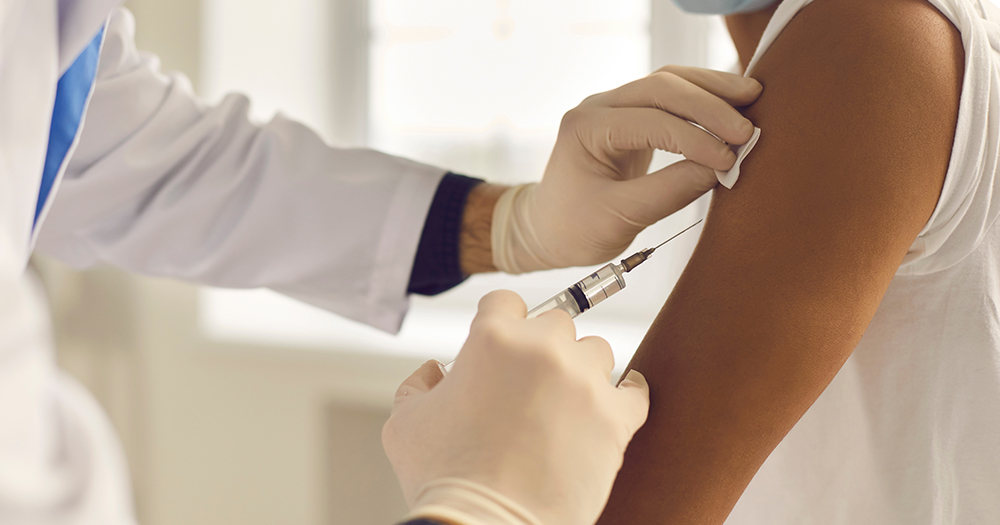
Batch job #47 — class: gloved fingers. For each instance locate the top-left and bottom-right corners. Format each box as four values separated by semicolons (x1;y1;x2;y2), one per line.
615;369;651;437
393;360;447;409
576;336;616;379
603;71;755;146
594;108;737;172
610;160;717;226
654;64;763;107
475;289;528;320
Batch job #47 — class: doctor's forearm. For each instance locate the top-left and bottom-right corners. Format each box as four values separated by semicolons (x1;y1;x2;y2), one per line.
407;176;505;296
458;183;506;275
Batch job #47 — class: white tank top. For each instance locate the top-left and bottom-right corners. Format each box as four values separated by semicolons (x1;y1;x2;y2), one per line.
727;1;1000;523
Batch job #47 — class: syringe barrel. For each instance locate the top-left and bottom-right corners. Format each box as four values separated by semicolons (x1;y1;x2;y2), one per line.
527;287;586;319
526;263;627;319
577;263;627;308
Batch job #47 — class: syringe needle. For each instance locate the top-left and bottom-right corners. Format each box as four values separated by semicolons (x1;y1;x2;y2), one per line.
649;219;704;253
619;219;705;273
448;218;703;375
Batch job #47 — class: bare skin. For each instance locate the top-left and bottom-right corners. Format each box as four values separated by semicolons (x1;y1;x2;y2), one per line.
724;5;780;72
458;183;506;275
596;0;963;523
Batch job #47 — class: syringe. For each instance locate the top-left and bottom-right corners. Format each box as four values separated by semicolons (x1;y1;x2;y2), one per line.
525;219;703;319
442;219;702;374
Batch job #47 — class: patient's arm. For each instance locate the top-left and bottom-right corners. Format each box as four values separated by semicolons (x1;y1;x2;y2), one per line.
597;0;963;523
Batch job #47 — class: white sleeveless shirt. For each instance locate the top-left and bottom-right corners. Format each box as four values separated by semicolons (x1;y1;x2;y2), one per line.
728;1;1000;523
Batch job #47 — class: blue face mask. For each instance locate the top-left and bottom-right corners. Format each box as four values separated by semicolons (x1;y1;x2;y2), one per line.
672;0;779;15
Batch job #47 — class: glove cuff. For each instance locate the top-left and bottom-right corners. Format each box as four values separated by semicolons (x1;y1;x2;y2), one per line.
491;183;554;274
407;478;544;525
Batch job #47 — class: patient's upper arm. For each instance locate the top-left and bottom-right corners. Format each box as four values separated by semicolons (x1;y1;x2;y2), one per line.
597;0;963;523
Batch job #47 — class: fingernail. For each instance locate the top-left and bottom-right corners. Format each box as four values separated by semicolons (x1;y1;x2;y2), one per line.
740;118;755;140
623;369;647;387
722;147;738;170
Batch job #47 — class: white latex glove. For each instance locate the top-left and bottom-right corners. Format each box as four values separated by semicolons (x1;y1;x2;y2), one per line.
383;290;650;525
493;65;763;273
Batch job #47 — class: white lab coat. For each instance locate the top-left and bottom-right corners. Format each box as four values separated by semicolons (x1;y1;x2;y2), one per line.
1;2;446;522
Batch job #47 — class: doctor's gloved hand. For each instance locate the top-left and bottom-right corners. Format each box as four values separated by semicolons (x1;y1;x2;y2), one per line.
383;290;650;525
492;66;762;273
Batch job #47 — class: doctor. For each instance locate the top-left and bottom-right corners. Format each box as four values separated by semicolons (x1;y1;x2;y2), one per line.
0;2;762;524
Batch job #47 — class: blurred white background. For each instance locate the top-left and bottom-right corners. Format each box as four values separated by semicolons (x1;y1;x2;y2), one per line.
36;1;737;523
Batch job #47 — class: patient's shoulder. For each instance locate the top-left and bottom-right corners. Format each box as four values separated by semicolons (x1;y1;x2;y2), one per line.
749;0;963;122
732;0;963;226
749;0;963;124
711;0;964;266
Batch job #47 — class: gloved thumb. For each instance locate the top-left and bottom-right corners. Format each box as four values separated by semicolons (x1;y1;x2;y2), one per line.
613;160;717;227
616;369;651;437
393;360;446;410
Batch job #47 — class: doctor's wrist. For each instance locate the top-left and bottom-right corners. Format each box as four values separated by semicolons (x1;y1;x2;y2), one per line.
459;183;507;275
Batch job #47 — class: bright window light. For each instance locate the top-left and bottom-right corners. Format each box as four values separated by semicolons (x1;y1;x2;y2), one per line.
369;0;650;184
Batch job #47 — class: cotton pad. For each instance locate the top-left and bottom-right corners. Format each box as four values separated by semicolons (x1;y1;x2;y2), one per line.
715;127;761;189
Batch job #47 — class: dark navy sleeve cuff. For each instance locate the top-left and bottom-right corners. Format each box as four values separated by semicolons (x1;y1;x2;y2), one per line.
407;173;484;296
398;520;449;525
